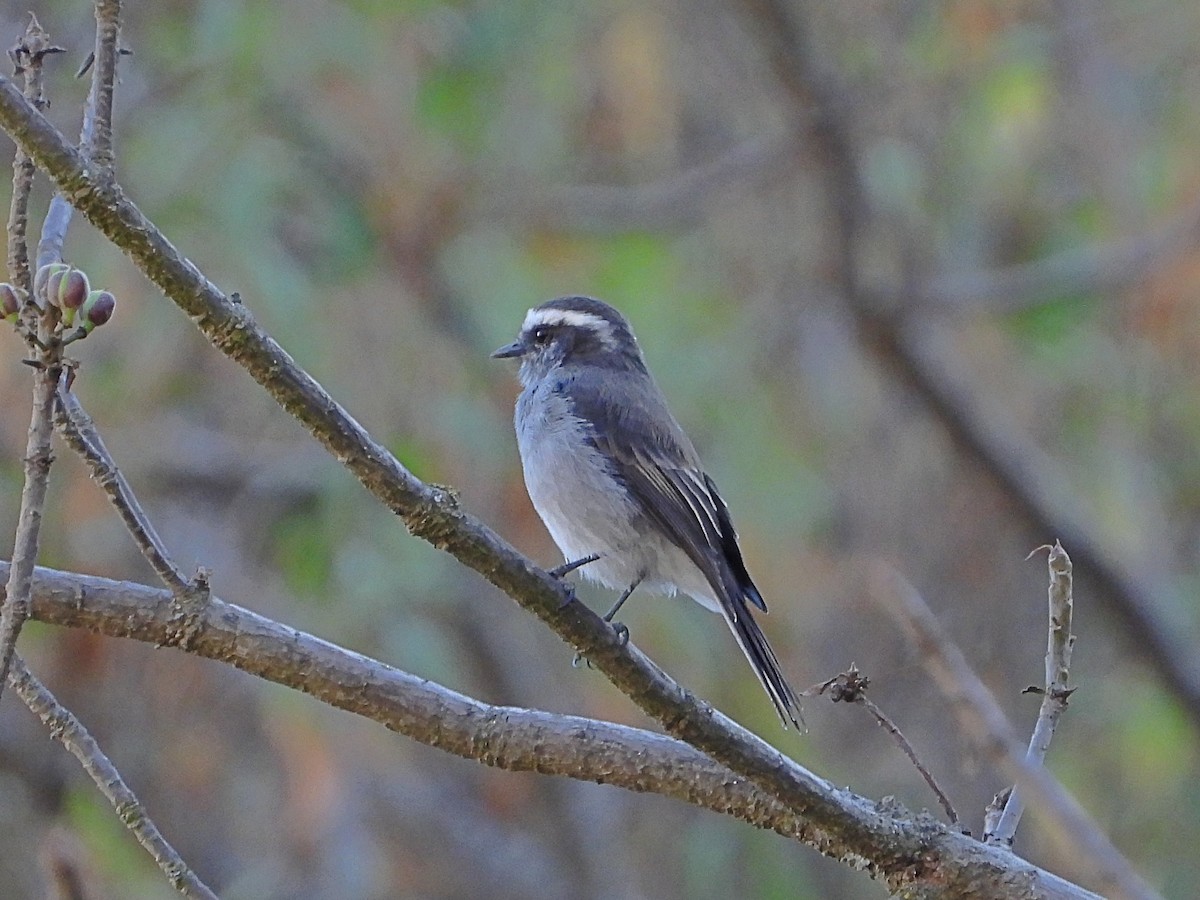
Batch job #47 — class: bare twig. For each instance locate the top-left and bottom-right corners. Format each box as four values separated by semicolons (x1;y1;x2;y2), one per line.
0;14;65;702
8;653;218;899
53;388;188;592
988;541;1077;845
86;0;120;174
873;566;1158;900
6;15;61;294
37;0;121;270
10;559;1105;899
806;666;962;830
879;321;1200;728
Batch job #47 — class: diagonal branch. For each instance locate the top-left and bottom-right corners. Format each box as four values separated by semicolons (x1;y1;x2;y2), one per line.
733;0;1200;735
8;652;217;899
10;559;1103;900
54;388;188;592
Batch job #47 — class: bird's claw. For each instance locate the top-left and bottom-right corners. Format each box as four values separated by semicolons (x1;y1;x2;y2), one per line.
571;623;627;668
556;580;578;610
611;621;629;647
549;554;600;609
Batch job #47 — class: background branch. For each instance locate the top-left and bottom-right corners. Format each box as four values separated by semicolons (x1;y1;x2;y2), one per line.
873;567;1155;900
733;0;1200;739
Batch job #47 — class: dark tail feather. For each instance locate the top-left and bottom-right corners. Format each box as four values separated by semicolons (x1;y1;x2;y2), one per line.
723;596;805;730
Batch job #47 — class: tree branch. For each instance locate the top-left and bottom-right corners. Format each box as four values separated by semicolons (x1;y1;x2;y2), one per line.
53;387;188;593
0;14;64;702
9;559;1104;900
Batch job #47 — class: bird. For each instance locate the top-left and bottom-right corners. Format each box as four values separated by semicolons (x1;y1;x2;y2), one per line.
493;295;803;728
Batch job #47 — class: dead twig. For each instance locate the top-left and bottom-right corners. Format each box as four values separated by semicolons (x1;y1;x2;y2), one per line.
872;564;1158;900
53;388;189;592
806;665;962;830
987;542;1077;844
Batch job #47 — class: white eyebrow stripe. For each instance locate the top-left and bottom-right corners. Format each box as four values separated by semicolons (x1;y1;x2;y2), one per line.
521;308;623;352
521;308;614;333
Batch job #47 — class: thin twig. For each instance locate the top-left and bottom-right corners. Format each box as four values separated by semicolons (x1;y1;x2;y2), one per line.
86;0;120;174
988;542;1077;844
37;0;121;270
805;666;962;829
6;15;61;295
0;14;65;703
53;388;188;592
872;565;1159;900
7;654;218;899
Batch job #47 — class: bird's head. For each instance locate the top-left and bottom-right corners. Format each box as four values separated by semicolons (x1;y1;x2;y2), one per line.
492;296;647;386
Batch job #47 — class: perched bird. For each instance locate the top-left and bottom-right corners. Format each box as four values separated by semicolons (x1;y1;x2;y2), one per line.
493;296;803;728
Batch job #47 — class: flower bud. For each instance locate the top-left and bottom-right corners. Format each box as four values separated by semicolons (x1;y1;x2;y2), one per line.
79;289;115;333
32;262;67;309
44;266;68;309
0;283;18;323
58;269;90;326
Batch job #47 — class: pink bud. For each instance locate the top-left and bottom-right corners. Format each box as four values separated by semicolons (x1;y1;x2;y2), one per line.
59;269;89;311
80;290;115;332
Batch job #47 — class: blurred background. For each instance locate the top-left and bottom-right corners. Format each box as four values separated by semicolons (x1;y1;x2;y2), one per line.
1;0;1198;897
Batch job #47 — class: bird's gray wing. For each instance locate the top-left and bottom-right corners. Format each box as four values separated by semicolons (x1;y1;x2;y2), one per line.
568;376;802;726
564;376;755;605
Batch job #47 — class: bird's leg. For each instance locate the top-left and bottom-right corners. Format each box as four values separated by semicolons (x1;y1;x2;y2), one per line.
602;577;642;647
550;554;601;610
572;576;642;668
549;553;601;579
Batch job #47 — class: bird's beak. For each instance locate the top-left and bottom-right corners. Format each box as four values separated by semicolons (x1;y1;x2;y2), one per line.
491;339;524;359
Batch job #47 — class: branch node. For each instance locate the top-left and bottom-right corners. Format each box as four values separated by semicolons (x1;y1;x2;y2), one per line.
163;568;212;651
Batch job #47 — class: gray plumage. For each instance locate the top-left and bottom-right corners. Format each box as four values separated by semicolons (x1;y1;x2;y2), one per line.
494;296;803;728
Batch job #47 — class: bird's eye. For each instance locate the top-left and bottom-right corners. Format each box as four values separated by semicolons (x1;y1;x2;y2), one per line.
532;326;551;345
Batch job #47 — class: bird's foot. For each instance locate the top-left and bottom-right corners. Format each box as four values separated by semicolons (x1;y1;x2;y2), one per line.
570;619;629;669
549;554;600;609
610;621;629;647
